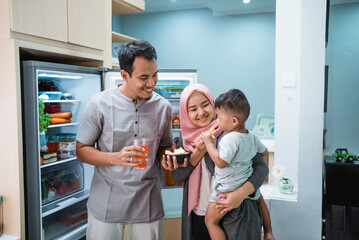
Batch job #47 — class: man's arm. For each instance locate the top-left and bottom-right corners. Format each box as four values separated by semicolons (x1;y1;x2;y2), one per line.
76;141;146;167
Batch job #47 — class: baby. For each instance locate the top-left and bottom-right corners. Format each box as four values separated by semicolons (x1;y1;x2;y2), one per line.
201;89;274;240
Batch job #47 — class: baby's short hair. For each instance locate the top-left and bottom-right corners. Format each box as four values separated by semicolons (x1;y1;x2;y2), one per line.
215;89;250;120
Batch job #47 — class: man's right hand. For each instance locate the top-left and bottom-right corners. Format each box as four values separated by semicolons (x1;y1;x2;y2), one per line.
110;145;147;167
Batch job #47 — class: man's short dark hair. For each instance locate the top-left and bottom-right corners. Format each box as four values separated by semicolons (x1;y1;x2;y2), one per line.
118;40;157;76
215;89;250;120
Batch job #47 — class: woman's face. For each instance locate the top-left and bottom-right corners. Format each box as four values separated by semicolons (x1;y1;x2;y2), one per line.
187;91;215;128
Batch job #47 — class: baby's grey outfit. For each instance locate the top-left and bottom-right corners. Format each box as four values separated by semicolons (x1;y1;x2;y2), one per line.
209;131;266;202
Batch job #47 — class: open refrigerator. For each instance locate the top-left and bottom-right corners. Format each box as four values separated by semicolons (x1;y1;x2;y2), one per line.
21;61;197;239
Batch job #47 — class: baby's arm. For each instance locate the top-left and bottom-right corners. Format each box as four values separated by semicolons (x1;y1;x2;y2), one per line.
201;131;228;168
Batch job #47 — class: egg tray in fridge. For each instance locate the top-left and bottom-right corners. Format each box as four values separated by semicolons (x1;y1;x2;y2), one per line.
163;85;187;99
41;161;83;205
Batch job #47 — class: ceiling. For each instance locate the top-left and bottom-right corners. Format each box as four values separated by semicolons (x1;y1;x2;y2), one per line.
143;0;359;16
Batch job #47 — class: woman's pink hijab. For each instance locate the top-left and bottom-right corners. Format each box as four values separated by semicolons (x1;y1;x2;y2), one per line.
179;83;222;215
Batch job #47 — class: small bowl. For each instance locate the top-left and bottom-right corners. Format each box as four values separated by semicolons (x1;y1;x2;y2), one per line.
166;153;191;164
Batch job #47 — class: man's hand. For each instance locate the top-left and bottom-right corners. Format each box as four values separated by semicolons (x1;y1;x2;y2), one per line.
110;145;147;167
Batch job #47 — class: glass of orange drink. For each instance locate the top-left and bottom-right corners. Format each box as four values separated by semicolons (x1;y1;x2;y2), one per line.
133;138;149;169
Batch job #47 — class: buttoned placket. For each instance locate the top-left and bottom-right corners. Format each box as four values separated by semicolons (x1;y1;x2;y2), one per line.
133;99;139;138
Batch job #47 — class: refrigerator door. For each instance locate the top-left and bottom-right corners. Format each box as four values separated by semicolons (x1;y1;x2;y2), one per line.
21;61;102;240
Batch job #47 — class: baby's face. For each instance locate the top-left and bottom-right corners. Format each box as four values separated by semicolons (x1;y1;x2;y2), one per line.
215;107;243;132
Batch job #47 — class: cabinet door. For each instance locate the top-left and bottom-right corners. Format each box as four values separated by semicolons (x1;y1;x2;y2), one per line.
68;0;105;50
10;0;68;42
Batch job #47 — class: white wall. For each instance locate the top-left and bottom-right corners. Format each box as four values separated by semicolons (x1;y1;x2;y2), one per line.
272;0;326;239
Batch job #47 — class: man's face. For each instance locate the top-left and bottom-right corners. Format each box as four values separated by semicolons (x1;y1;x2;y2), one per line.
121;56;158;99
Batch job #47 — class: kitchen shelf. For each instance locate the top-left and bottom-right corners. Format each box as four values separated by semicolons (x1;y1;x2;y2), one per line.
112;0;145;15
42;190;90;217
48;122;79;128
41;157;77;169
43;100;80;104
112;32;136;43
260;184;298;202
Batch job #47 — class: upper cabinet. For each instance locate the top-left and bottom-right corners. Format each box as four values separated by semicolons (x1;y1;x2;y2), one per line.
107;0;144;68
68;0;105;50
9;0;106;50
112;0;145;15
10;0;68;42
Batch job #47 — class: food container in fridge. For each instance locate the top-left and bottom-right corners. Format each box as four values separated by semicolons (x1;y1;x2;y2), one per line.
41;161;83;205
58;133;76;159
61;93;74;100
44;104;61;114
46;135;59;153
38;91;63;100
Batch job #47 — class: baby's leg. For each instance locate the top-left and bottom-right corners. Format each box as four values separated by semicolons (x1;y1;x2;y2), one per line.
205;202;227;240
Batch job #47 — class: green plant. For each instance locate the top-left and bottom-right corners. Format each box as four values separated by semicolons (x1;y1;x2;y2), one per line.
39;99;51;132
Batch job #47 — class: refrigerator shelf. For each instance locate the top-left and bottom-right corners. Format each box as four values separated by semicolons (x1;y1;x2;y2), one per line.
43;100;80;104
48;123;79;128
42;189;90;217
54;223;87;240
41;157;77;169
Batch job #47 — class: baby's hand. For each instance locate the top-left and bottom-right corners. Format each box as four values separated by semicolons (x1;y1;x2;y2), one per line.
200;131;214;144
195;136;206;151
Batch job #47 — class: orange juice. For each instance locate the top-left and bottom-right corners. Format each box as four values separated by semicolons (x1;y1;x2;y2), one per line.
135;144;148;169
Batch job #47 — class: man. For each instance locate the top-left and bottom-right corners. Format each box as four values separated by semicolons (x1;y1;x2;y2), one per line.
76;40;173;240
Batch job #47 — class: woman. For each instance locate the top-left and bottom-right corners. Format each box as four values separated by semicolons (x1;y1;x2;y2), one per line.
162;84;272;240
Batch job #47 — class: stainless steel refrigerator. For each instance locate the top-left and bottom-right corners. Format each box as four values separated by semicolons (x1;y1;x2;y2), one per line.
21;60;197;239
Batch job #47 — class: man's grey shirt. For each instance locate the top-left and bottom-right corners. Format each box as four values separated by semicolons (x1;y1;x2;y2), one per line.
77;87;173;223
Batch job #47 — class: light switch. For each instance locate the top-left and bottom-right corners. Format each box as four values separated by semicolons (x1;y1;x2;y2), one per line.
281;73;296;88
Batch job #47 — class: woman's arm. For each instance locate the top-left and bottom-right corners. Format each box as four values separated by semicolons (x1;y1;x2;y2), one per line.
215;153;269;214
247;153;269;191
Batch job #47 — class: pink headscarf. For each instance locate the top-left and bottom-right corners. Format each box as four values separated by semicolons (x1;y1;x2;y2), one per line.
179;83;222;215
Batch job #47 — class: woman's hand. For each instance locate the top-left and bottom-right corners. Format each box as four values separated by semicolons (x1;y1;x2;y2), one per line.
195;136;207;153
215;181;255;214
161;154;188;171
215;190;246;214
